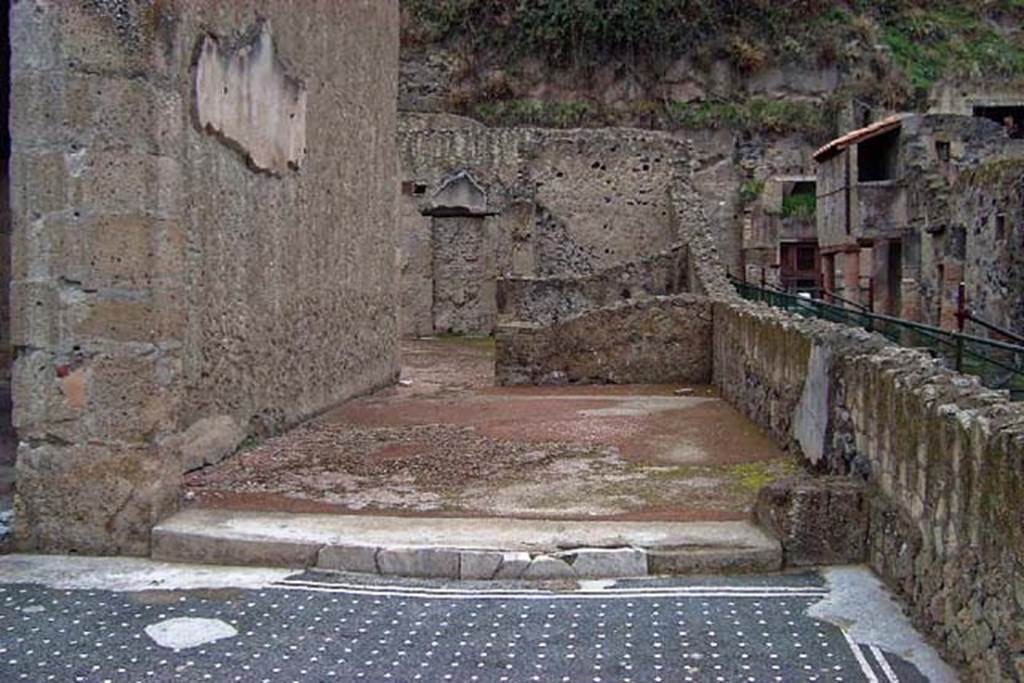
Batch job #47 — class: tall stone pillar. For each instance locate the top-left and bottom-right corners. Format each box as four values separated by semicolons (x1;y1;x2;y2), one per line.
842;249;862;304
9;1;186;554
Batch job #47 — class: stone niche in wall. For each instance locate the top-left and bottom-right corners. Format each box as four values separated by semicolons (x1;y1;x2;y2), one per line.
195;21;307;175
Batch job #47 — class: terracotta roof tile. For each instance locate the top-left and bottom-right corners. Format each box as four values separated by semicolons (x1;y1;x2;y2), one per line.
813;114;908;162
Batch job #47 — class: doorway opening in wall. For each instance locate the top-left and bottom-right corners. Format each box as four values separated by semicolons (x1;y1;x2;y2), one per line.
0;0;14;527
973;105;1024;139
857;128;900;182
887;241;903;317
779;241;821;294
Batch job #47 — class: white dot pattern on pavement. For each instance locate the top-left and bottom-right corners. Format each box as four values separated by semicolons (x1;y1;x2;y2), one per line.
0;576;924;682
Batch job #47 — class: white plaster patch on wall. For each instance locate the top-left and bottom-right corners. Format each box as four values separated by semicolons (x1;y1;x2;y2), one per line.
145;617;238;651
793;344;830;466
195;21;306;175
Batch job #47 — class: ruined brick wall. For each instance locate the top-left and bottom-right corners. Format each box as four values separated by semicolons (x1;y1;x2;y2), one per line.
714;300;1024;681
895;116;1024;330
10;0;400;554
496;295;713;386
498;244;688;327
952;160;1024;337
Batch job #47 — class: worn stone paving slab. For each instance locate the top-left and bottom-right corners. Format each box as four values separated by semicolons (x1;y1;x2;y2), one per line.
0;557;951;682
152;508;782;578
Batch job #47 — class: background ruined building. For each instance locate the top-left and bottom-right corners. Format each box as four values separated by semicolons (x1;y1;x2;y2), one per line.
813;113;1024;334
398;0;1024;341
7;0;401;554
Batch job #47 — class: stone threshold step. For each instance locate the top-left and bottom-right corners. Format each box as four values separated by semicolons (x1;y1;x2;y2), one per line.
152;509;781;581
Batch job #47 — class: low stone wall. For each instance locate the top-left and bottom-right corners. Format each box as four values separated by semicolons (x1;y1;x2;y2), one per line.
496;295;712;386
497;245;688;326
713;299;1024;681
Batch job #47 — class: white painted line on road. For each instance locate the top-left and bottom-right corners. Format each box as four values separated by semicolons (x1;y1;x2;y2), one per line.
276;577;827;597
870;644;901;683
842;628;880;683
271;579;828;601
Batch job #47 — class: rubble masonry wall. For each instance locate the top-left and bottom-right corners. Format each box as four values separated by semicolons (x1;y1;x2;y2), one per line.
497;295;713;387
714;299;1024;682
497;244;689;327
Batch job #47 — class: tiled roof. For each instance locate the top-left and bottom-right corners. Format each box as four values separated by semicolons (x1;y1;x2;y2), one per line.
812;114;908;162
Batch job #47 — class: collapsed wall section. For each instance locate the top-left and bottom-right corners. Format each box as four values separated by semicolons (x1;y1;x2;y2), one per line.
497;295;713;387
10;0;400;554
497;244;688;327
714;300;1024;681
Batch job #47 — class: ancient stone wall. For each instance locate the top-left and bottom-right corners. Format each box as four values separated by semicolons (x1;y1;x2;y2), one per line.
397;118;722;336
10;0;400;554
882;115;1024;330
497;295;713;386
498;244;688;327
431;215;498;335
951;160;1024;338
714;300;1024;681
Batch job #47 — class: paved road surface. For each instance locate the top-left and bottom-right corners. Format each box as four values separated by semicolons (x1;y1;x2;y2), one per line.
0;556;955;682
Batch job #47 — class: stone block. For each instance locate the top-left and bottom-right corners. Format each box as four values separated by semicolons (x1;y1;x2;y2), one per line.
66;286;188;348
522;555;576;580
14;441;181;555
755;475;869;567
70;151;182;219
86;351;179;440
10;0;61;71
494;552;532;580
8;280;59;348
47;3;170;77
317;545;380;574
561;548;648;578
377;547;460;579
54;214;186;290
165;415;246;473
10;350;72;438
16;351;179;445
11;151;68;221
152;530;319;569
647;547;782;575
12;70;183;153
459;551;504;580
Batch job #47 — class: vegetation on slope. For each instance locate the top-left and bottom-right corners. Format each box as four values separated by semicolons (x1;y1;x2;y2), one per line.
403;0;1024;137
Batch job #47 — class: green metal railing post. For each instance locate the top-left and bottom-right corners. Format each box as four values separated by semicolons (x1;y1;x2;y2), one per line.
727;274;1024;399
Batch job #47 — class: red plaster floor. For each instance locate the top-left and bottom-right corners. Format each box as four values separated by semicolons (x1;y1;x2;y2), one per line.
185;338;797;522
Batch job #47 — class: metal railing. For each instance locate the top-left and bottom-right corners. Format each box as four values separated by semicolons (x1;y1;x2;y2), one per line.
729;276;1024;400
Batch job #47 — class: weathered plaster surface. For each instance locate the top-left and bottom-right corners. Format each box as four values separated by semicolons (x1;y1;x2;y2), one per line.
195;22;306;175
793;345;830;467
